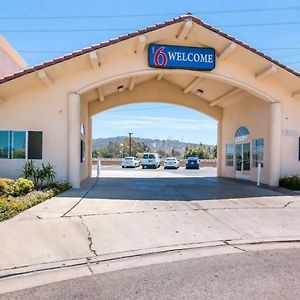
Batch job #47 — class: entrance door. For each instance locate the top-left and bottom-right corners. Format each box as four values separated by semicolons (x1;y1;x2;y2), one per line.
235;143;250;178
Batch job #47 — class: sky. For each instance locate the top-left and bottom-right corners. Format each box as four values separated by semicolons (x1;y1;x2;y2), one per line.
1;0;300;144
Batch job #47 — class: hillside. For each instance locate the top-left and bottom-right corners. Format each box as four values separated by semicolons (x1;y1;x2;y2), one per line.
93;136;214;155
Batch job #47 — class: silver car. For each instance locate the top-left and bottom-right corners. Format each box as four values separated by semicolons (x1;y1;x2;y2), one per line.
164;157;180;169
121;157;140;168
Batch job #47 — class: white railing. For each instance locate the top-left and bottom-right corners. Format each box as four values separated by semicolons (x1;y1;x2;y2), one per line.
93;158;217;162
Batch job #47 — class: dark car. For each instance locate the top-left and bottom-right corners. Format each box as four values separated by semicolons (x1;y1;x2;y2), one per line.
185;157;200;169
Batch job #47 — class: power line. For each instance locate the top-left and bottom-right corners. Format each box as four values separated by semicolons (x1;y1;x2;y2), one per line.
259;47;300;51
220;21;300;28
0;6;299;19
2;20;300;34
17;47;300;54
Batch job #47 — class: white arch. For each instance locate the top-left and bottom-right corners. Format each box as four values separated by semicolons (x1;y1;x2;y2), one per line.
76;69;278;104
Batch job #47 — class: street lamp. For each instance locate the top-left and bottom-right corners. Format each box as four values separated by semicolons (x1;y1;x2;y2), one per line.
120;143;124;158
128;132;133;156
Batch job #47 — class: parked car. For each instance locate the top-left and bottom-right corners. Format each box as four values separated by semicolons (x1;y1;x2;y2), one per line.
121;157;140;168
164;157;180;169
185;157;200;169
141;153;160;169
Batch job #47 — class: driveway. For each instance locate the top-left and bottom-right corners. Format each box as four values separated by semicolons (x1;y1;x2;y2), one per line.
1;166;300;293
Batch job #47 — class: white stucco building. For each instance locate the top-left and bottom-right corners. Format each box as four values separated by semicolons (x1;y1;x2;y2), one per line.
0;15;300;188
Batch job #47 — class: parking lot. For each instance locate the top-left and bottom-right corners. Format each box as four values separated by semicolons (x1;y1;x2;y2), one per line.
93;165;217;178
90;165;283;201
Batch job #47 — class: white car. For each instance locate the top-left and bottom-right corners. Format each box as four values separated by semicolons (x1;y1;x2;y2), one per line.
121;157;140;168
164;157;180;169
141;153;160;169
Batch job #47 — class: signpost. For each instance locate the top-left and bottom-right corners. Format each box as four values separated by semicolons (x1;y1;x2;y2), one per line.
148;44;215;71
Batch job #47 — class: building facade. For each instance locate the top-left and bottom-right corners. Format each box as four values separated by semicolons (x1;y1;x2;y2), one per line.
0;15;299;188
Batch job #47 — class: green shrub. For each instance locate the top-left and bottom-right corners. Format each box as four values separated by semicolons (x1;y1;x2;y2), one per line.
0;178;14;196
23;161;56;189
0;190;53;222
279;176;300;190
12;178;34;196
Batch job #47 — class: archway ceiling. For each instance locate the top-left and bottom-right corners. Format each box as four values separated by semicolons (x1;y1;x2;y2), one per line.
82;73;249;109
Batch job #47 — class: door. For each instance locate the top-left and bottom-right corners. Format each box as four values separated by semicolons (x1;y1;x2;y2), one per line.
235;143;250;178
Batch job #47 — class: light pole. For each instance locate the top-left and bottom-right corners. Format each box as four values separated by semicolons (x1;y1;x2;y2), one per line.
120;143;124;158
128;132;133;156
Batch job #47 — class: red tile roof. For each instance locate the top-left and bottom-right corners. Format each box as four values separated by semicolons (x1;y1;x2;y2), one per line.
0;14;299;85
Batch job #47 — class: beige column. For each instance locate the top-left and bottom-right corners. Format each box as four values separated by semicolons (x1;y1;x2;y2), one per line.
87;116;93;177
68;93;81;188
217;121;223;177
269;102;281;186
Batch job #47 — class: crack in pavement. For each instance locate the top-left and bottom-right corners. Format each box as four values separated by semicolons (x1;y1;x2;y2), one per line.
79;216;98;257
223;240;246;252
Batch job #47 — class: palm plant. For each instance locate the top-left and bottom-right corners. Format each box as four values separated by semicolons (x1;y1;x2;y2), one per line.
42;163;56;186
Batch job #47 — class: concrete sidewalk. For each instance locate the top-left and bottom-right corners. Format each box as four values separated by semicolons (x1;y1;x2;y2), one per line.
1;171;300;293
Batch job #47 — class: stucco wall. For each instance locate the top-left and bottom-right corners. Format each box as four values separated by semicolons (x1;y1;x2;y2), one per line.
221;95;270;184
0;86;69;182
280;97;300;177
0;36;27;78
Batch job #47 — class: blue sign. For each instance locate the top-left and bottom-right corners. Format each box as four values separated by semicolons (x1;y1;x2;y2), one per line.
148;44;215;71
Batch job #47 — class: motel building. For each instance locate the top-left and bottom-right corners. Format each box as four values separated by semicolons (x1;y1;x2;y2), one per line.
0;14;300;188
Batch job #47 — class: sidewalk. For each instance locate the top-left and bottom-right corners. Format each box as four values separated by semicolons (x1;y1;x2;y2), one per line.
1;176;300;293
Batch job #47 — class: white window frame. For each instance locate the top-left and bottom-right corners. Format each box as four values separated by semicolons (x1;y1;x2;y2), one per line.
0;129;43;160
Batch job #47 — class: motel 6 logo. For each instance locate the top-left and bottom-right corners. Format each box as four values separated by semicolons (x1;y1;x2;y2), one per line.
154;46;168;67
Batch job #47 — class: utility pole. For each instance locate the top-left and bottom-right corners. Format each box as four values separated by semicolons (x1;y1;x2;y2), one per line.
128;132;133;156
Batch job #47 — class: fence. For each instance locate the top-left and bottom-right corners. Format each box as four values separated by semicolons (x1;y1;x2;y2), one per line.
92;158;217;167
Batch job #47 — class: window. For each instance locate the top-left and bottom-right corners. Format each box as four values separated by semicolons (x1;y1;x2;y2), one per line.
252;138;264;167
0;131;9;159
235;126;249;143
226;144;234;166
80;140;85;163
11;131;26;159
0;130;43;160
235;126;250;137
28;131;43;159
299;138;300;161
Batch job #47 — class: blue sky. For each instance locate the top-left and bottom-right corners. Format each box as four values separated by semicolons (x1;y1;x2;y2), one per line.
1;0;300;144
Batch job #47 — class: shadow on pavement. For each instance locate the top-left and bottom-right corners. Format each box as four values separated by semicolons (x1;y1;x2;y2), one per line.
57;176;290;201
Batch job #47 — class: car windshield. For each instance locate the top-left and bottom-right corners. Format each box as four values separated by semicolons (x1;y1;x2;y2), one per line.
142;154;149;159
149;154;156;159
188;158;197;162
166;158;176;161
125;157;134;160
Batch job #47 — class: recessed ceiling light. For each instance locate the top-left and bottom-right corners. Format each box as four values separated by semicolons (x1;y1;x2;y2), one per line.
118;85;124;92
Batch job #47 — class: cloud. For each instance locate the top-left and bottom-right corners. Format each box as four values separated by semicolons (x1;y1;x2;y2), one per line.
93;115;217;131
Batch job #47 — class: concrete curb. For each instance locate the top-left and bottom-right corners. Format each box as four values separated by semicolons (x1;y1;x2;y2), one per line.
1;237;300;294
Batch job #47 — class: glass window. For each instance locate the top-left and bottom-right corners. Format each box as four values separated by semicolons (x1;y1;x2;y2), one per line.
299;138;300;161
252;138;264;168
80;140;85;163
226;144;234;167
11;131;26;159
28;131;43;160
298;138;300;161
235;127;250;137
0;130;10;159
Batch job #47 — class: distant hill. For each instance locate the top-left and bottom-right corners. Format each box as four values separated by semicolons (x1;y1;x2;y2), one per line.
93;136;214;155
